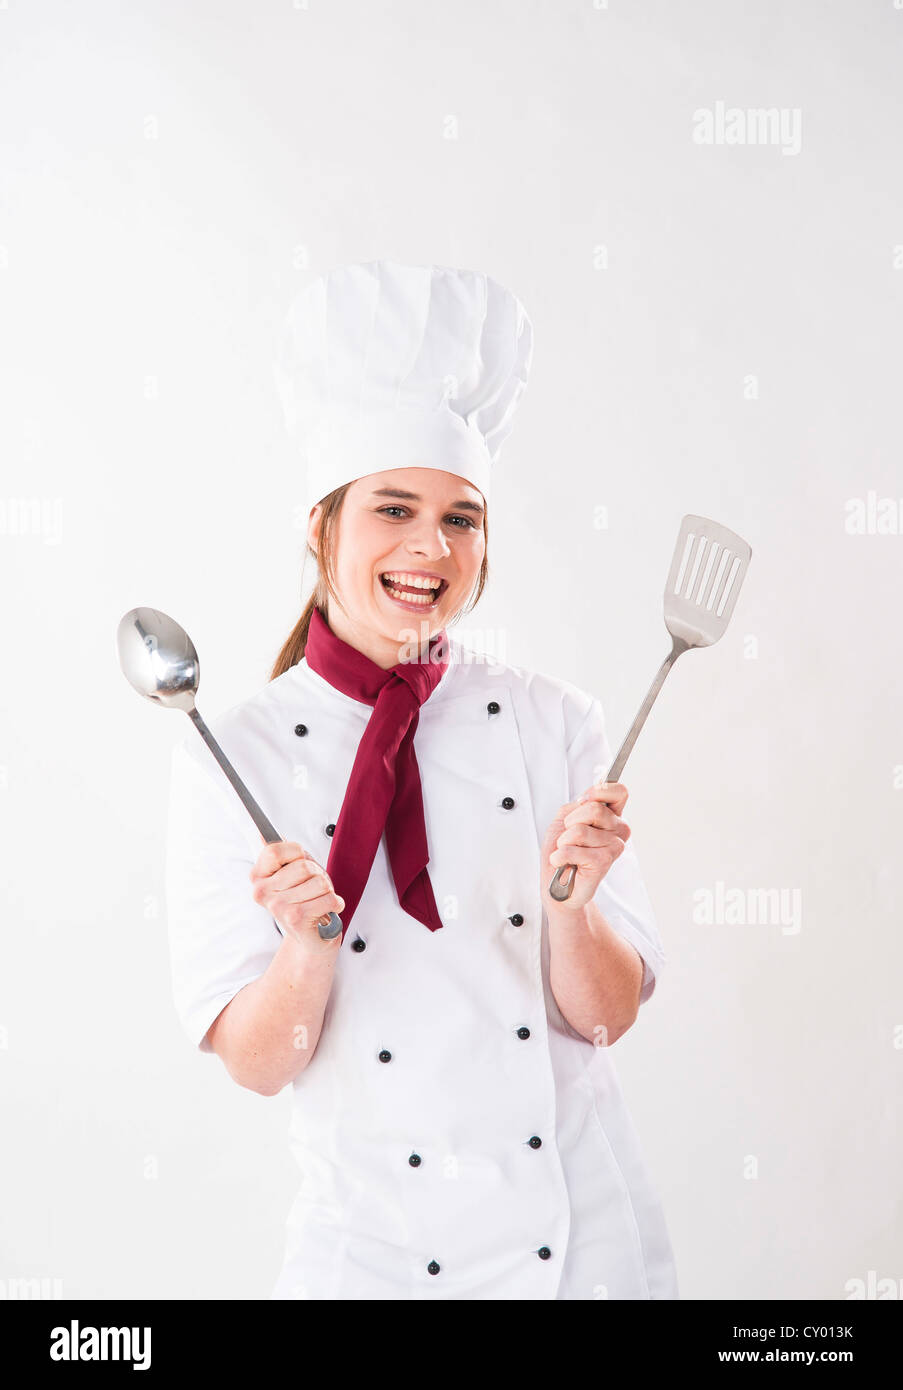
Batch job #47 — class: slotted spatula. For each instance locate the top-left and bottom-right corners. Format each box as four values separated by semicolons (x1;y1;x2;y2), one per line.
548;514;752;902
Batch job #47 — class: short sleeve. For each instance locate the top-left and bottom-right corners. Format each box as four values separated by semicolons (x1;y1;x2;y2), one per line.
164;735;283;1052
564;695;666;1006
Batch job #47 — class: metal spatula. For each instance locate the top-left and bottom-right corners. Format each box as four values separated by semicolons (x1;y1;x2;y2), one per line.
549;514;752;902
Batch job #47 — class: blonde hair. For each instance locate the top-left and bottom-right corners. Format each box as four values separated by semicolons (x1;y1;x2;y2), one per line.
269;483;490;681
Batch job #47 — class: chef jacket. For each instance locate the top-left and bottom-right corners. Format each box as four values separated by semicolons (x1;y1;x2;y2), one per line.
164;636;679;1300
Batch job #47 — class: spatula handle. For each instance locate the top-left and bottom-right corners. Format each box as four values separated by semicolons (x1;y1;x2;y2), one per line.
548;642;687;903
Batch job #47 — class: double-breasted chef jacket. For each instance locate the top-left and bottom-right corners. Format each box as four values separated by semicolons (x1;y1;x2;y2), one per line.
165;633;679;1300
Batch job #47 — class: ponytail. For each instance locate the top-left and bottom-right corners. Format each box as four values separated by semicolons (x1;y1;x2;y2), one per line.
269;483;351;680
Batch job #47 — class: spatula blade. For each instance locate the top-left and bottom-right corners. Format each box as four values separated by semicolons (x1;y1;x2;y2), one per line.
664;515;752;648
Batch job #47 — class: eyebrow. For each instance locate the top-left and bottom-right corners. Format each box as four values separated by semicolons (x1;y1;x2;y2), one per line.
369;486;485;516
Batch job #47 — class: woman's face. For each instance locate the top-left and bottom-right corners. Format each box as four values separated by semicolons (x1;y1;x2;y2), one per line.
308;467;486;667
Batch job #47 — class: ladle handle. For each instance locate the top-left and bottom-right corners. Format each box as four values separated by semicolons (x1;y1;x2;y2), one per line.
188;708;343;941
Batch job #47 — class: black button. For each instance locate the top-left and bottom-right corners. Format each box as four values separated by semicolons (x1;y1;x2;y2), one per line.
378;1049;392;1063
325;823;336;836
487;701;500;715
427;1260;440;1275
351;937;366;952
516;1026;530;1040
408;1153;422;1167
501;796;515;809
528;1136;542;1149
294;723;308;737
537;1246;552;1260
510;913;524;927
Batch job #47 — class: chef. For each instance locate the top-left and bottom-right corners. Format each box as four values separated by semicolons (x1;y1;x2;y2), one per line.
164;259;679;1300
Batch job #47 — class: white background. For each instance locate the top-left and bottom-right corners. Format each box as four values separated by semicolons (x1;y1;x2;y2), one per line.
0;0;900;1300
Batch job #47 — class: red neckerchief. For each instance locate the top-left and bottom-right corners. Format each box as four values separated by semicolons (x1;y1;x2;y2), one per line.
304;604;449;941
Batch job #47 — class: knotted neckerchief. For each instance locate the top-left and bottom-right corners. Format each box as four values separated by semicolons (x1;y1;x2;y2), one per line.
303;604;449;940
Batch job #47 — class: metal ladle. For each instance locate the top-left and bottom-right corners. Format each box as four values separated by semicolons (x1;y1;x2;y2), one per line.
117;606;343;941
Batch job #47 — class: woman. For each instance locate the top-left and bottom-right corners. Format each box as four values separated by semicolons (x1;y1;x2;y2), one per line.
165;260;679;1300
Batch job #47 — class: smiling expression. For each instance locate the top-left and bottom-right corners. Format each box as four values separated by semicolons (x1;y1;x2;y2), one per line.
308;467;487;668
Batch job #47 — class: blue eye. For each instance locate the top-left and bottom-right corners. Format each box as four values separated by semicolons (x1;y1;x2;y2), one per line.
377;506;475;529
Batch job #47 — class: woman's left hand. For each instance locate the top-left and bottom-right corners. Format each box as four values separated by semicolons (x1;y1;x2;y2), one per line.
540;783;632;912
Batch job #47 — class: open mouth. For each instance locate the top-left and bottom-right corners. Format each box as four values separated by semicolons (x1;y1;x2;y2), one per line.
378;573;448;609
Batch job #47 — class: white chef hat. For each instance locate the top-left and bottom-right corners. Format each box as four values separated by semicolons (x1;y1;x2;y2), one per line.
273;259;534;516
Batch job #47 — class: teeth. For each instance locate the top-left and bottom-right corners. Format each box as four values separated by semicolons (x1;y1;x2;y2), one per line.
381;580;437;605
380;572;440;590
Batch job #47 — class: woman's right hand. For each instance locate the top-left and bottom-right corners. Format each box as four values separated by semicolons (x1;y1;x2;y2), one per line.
249;841;344;949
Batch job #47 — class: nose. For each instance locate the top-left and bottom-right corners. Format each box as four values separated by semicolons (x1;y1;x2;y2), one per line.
404;517;452;561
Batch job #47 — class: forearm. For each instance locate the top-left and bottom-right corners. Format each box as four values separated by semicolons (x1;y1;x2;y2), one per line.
207;931;340;1096
548;898;644;1046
